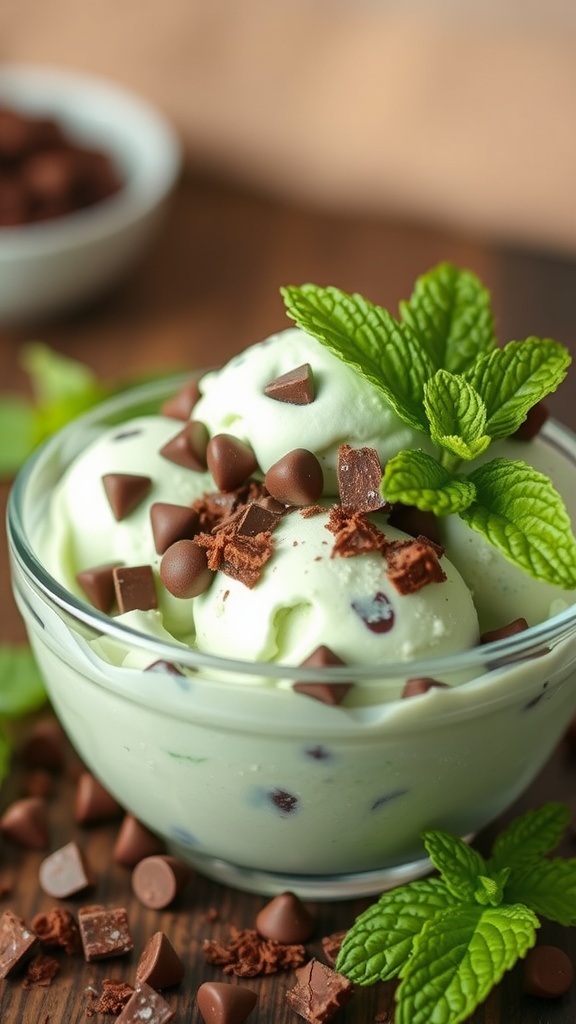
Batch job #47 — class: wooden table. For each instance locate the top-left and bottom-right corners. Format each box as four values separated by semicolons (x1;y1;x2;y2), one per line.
1;168;576;1023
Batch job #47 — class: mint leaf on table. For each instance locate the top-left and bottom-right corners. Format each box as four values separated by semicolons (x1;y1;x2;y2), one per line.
423;370;491;462
336;802;576;1024
380;449;476;515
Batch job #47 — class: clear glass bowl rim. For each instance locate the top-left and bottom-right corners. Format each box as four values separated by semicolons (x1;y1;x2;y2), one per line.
7;374;576;687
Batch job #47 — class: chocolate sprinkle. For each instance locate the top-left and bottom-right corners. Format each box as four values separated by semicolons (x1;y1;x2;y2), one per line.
102;473;152;521
337;444;388;514
264;363;315;404
113;564;158;613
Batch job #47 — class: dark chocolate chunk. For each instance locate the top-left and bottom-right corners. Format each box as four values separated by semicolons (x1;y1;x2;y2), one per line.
337;444;387;514
160;421;209;471
264;363;315;405
286;958;354;1023
76;562;121;613
116;982;175;1023
160;377;201;420
137;930;185;989
113;814;165;867
160;539;213;598
0;796;49;848
102;473;152;521
264;448;324;505
0;911;40;978
269;789;298;815
256;892;314;944
78;905;133;961
206;434;259;492
513;401;549;440
131;855;191;909
113;564;158;613
74;771;124;825
385;538;447;594
19;717;66;771
197;980;257;1024
402;677;449;698
294;646;353;705
195;525;275;589
327;505;388;558
523;944;574;998
235;501;284;537
351;592;394;633
481;617;529;644
39;841;94;898
150;502;200;555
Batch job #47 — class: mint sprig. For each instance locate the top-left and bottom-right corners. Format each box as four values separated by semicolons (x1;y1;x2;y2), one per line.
336;802;575;1024
281;263;575;587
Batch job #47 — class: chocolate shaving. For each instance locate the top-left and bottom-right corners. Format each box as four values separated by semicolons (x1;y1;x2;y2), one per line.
203;926;307;977
385;538;447;594
327;505;389;558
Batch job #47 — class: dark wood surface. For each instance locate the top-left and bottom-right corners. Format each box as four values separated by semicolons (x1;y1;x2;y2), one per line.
1;169;576;1023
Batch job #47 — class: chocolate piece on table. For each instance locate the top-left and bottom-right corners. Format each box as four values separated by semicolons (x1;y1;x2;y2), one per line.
402;677;449;699
385;538;447;595
160;377;201;420
137;931;185;989
264;448;324;505
0;796;49;849
0;910;40;979
480;617;529;644
20;717;66;771
523;944;574;997
337;444;387;514
113;814;165;867
160;421;209;471
160;539;213;599
388;502;442;545
102;473;152;521
264;363;315;405
76;562;121;613
206;434;259;492
31;907;81;954
255;892;314;944
197;980;258;1024
131;855;191;910
116;982;175;1023
150;502;200;554
113;565;158;613
39;840;94;898
294;646;353;706
286;958;354;1023
74;770;124;825
78;904;133;961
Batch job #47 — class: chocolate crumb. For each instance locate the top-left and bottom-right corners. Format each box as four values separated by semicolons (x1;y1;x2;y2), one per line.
93;978;135;1014
385;538;446;594
203;926;307;977
32;907;81;954
321;931;347;967
21;952;60;988
327;506;389;558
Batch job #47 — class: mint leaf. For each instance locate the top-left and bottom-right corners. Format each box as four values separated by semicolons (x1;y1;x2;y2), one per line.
423;370;491;461
399;262;496;374
503;859;576;926
380;449;476;515
336;877;458;984
395;903;539;1024
0;395;37;478
474;872;510;908
281;283;433;432
464;337;571;439
423;830;486;901
459;458;576;587
0;646;47;717
489;802;570;872
21;342;109;444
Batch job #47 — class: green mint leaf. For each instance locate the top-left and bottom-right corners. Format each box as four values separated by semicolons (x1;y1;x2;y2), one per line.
281;283;433;432
0;395;37;478
503;859;576;926
464;337;571;439
422;830;486;901
21;342;109;444
395;902;539;1024
336;877;458;985
380;449;476;515
423;370;491;461
474;871;509;908
459;458;576;587
0;727;10;785
0;646;47;717
399;261;496;374
489;802;570;872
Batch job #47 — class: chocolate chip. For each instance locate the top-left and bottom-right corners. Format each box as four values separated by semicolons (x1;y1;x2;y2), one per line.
264;363;315;404
385;538;447;594
160;539;213;598
264;448;324;505
160;421;209;471
196;981;257;1024
402;677;449;698
116;982;175;1023
513;401;549;440
235;501;284;537
136;931;185;989
269;789;298;815
76;562;121;613
113;565;158;613
150;502;201;554
480;618;529;644
0;797;49;849
160;378;201;420
256;892;314;944
523;945;574;998
39;841;94;898
74;771;124;825
0;910;39;979
286;959;353;1023
206;434;259;492
337;444;387;514
78;905;133;961
102;473;152;521
351;592;394;633
113;814;165;867
19;717;66;771
131;855;191;909
294;646;353;705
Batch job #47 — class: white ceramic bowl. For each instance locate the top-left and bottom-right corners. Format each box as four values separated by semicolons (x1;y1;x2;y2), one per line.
0;64;182;324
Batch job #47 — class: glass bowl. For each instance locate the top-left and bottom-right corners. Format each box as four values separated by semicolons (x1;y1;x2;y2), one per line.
7;377;576;899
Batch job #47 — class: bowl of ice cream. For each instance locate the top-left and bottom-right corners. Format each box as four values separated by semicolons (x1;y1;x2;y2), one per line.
7;264;576;899
0;64;181;324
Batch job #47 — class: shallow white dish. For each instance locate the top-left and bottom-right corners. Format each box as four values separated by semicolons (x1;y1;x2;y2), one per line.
0;64;182;324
